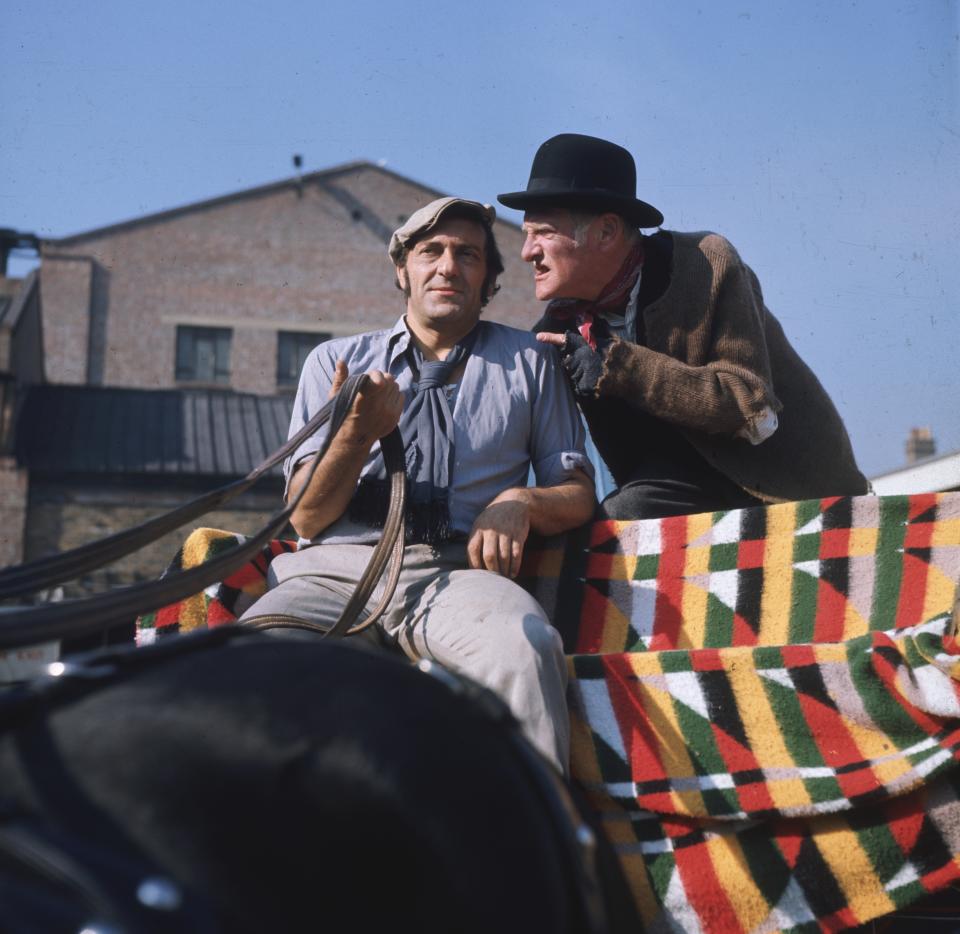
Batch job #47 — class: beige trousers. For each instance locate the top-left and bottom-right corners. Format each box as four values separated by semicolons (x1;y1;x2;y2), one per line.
240;541;569;774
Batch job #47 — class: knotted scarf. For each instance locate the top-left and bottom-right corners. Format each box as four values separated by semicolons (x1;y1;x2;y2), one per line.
350;325;480;544
542;241;645;349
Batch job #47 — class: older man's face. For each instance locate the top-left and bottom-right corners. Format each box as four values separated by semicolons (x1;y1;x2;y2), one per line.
520;208;597;301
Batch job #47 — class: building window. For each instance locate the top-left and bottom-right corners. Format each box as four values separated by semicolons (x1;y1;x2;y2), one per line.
175;326;232;384
277;331;329;388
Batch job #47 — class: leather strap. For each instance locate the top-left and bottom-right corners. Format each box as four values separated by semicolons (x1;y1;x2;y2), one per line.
243;423;407;638
0;374;406;649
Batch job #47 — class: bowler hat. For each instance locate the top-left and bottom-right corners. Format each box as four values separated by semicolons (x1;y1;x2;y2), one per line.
498;134;663;228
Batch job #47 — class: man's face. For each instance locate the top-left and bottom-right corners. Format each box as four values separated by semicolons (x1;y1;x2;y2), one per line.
520;208;598;301
396;217;488;334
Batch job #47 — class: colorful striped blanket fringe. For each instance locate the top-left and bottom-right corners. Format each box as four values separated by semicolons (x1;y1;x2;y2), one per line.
135;493;960;933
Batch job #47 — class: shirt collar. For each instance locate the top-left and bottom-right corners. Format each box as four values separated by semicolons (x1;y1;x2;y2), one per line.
386;315;413;369
386;315;486;370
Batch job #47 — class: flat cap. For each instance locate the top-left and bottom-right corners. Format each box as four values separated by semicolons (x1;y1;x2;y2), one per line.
388;197;495;263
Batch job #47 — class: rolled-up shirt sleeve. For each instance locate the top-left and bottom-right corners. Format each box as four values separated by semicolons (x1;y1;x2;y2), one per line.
530;344;594;487
282;347;337;499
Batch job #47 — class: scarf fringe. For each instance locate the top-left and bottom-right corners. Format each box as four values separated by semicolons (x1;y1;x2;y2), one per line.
350;476;453;545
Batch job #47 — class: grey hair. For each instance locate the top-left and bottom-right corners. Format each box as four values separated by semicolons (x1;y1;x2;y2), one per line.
568;210;641;245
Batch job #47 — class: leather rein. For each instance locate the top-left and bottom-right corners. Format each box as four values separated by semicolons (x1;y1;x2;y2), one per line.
0;373;407;648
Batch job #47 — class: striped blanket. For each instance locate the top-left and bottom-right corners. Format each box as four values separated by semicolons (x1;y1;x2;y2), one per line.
137;493;960;932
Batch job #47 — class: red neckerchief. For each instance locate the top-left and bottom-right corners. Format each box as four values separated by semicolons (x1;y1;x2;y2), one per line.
545;242;645;349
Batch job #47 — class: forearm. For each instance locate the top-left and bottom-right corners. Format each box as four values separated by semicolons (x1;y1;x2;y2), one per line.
287;366;404;540
497;470;595;536
287;434;374;539
466;469;594;577
598;340;780;436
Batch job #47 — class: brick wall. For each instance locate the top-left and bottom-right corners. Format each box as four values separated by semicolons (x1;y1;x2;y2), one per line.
40;164;537;396
231;327;278;397
23;478;287;599
38;257;93;384
0;456;27;567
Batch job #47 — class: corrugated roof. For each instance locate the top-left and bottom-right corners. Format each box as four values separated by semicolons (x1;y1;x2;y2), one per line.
15;384;292;478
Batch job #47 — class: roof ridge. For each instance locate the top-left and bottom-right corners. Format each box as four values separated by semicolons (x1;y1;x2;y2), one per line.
45;159;443;245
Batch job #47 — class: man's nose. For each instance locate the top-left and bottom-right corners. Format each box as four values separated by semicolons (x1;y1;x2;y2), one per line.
437;247;459;277
520;234;539;263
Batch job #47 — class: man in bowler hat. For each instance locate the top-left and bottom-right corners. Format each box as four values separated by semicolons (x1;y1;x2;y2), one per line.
499;134;868;519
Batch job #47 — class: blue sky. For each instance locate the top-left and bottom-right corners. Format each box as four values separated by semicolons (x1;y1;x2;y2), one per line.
3;0;958;477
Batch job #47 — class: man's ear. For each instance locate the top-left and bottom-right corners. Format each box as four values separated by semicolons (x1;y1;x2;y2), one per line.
595;213;625;251
395;264;408;291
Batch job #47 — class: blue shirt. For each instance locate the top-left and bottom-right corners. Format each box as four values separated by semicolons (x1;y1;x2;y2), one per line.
286;317;593;544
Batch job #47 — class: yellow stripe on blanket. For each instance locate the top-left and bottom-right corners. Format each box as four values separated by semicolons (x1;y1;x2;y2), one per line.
179;528;237;632
815;814;897;924
726;652;814;812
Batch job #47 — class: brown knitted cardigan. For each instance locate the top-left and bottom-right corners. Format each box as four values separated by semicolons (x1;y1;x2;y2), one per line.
594;231;867;503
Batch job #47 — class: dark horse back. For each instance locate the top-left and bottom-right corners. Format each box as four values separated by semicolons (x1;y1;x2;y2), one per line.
0;629;639;933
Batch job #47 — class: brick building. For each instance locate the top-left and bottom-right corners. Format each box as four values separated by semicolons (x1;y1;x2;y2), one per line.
5;161;539;602
38;161;531;394
1;267;42;570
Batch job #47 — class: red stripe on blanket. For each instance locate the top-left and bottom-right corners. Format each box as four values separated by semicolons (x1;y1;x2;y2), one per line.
738;776;778;813
588;521;619;549
814;520;851;642
795;691;872;793
710;726;778;812
885;793;926;855
649;515;687;650
778;644;818;667
574;522;622;653
737;538;765;569
774;827;804;869
207;601;238;627
818;904;860;932
732;613;759;647
813;578;849;644
155;603;182;631
691;649;725;671
908;494;940;522
603;655;672;799
777;644;877;782
819;528;853;560
896;507;937;630
940;727;960;759
664;821;743;932
577;583;615;653
918;860;960;896
223;563;266;590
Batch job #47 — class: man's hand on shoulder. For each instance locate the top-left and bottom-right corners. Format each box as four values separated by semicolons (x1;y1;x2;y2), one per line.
537;331;604;398
467;488;532;579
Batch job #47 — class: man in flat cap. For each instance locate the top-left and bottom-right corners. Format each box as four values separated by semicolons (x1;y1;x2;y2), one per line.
499;134;868;519
242;196;595;773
